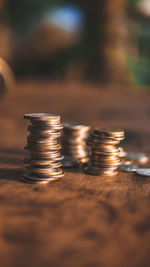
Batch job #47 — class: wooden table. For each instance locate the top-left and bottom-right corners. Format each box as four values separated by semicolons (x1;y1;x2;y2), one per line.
0;81;150;267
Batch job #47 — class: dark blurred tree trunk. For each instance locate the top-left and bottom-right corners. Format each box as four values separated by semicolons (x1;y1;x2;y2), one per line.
105;0;127;82
82;0;107;82
61;0;108;82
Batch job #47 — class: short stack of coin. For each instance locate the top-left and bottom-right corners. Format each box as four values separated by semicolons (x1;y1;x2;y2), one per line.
62;123;91;167
22;113;64;184
84;128;125;176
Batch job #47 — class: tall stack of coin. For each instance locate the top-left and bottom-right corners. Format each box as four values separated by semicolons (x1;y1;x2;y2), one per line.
62;123;91;167
85;129;125;176
23;113;64;184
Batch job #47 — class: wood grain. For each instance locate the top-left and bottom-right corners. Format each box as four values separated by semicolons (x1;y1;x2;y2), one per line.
0;81;150;267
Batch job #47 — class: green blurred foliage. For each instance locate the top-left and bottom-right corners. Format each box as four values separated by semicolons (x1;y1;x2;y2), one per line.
127;0;150;87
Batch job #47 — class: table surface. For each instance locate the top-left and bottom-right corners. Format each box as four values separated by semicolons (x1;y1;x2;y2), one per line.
0;81;150;267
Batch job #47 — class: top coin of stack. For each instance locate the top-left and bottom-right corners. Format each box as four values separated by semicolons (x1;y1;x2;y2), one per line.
23;113;64;184
85;128;125;176
62;123;91;167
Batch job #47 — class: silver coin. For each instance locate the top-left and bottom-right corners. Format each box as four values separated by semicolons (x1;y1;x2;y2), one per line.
136;168;150;177
118;164;138;172
126;152;149;163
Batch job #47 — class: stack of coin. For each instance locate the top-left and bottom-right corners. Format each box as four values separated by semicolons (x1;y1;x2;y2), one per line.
85;128;125;176
62;123;91;167
22;113;64;184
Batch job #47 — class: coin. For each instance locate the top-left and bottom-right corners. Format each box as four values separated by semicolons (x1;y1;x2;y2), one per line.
91;155;119;162
87;138;120;146
90;132;124;141
84;165;117;176
25;155;64;164
26;161;62;169
92;147;119;155
126;153;149;164
24;113;60;122
27;135;58;144
136;168;150;177
21;176;49;184
93;128;124;137
87;141;118;150
26;143;61;151
28;126;61;138
29;168;63;177
118;164;138;172
22;171;64;184
91;161;120;168
32;122;63;130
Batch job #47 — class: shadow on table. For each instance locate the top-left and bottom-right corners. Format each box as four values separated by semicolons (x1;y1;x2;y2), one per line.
64;167;82;174
0;168;22;182
132;173;150;184
0;148;23;182
0;148;23;166
0;148;22;154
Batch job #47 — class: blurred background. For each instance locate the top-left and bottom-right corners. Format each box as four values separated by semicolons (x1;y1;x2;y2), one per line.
0;0;149;86
0;3;150;267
